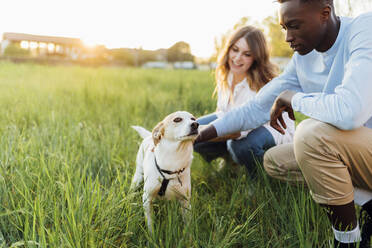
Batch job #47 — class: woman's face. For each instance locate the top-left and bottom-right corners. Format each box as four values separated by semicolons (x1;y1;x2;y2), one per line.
228;37;254;76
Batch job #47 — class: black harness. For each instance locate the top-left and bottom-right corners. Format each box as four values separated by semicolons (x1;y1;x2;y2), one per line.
154;156;185;196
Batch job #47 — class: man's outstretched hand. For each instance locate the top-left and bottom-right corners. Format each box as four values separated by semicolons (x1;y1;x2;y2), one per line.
194;124;218;144
195;124;241;144
270;90;296;135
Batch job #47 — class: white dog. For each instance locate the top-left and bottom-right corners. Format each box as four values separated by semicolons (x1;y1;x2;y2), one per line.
130;111;199;232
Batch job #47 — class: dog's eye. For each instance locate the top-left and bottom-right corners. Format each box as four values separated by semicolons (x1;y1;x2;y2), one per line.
173;117;183;123
191;117;196;121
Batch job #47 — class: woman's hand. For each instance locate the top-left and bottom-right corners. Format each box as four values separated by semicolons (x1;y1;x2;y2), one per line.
270;90;296;135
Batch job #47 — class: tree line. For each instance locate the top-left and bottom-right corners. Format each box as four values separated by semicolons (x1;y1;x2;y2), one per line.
110;41;194;67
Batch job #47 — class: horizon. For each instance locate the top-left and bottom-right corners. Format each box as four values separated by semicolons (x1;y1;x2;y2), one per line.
0;0;280;59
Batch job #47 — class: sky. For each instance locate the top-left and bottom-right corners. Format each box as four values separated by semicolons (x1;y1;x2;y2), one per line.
0;0;281;58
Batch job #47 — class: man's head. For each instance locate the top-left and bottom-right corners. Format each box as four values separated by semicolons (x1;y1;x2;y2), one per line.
278;0;337;55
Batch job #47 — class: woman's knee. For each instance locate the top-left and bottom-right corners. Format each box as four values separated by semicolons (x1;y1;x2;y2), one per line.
229;138;256;153
227;139;260;165
193;142;203;153
193;142;215;157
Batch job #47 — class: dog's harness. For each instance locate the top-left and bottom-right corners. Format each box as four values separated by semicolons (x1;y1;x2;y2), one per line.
154;156;185;196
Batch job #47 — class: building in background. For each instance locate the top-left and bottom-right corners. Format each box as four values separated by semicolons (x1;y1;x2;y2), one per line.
0;33;202;69
1;32;107;60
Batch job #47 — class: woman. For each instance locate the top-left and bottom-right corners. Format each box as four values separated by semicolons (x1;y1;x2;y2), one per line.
195;26;294;175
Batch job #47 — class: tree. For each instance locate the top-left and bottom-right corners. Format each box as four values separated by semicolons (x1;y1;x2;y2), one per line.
167;41;194;62
110;48;135;66
211;17;255;62
211;15;293;61
3;43;31;57
262;15;293;57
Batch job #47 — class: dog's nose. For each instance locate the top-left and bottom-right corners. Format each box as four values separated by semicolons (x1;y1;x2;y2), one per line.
191;122;199;130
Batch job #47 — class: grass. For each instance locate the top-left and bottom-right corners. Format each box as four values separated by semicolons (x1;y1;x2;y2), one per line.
0;61;332;247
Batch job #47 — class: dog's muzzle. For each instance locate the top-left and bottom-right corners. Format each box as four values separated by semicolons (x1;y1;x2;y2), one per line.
188;122;199;135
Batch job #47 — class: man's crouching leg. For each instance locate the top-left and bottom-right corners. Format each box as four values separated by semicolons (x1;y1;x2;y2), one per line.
294;118;372;247
263;143;305;183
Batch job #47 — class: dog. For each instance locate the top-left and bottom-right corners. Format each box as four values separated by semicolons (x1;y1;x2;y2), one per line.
130;111;199;232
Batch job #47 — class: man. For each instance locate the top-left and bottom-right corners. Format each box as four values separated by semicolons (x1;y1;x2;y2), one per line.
195;0;372;247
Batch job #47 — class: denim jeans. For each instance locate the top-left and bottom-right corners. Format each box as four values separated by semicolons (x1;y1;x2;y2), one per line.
194;113;276;173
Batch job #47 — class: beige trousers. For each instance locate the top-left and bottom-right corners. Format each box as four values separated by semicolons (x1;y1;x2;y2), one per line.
264;118;372;205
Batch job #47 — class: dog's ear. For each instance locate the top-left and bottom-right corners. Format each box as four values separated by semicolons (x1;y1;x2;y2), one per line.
152;122;165;146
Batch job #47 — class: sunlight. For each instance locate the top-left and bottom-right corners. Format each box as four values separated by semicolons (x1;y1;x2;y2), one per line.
48;43;55;52
20;41;29;49
29;42;38;49
83;39;98;48
39;42;47;49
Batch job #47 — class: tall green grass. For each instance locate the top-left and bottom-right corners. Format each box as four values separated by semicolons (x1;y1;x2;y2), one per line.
0;62;331;247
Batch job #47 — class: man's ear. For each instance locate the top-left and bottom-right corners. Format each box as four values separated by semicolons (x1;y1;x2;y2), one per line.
152;122;165;146
321;5;332;22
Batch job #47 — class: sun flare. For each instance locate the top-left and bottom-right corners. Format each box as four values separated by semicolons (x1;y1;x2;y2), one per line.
83;39;98;48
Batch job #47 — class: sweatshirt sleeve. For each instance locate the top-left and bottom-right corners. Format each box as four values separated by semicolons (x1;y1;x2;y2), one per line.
291;14;372;130
212;58;303;136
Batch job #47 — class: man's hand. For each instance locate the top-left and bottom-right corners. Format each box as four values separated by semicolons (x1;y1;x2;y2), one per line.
270;90;296;135
194;124;218;144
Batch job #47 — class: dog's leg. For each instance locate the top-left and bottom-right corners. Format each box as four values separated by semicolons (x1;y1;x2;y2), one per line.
130;143;145;190
143;192;153;234
180;174;192;226
180;194;191;227
180;197;193;244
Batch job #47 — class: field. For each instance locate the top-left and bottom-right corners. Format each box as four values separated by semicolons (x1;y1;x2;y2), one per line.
0;62;331;247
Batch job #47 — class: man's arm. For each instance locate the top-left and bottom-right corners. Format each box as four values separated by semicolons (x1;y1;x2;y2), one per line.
195;124;241;143
291;15;372;130
211;58;302;137
196;58;303;143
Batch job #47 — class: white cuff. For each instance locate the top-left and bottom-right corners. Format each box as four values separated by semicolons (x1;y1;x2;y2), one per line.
332;224;361;243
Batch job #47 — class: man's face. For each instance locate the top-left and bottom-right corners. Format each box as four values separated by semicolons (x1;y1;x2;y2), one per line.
279;0;328;55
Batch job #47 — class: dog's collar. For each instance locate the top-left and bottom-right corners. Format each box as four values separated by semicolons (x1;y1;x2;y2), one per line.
154;156;185;196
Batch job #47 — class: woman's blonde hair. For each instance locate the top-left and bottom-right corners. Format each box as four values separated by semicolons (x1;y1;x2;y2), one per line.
215;26;278;96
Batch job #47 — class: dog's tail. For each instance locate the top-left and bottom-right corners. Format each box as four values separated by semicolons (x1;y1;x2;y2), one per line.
131;125;151;139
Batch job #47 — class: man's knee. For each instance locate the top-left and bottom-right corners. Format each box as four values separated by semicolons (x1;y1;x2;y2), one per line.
263;147;278;178
263;144;305;182
292;119;355;205
294;118;337;164
263;145;289;178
